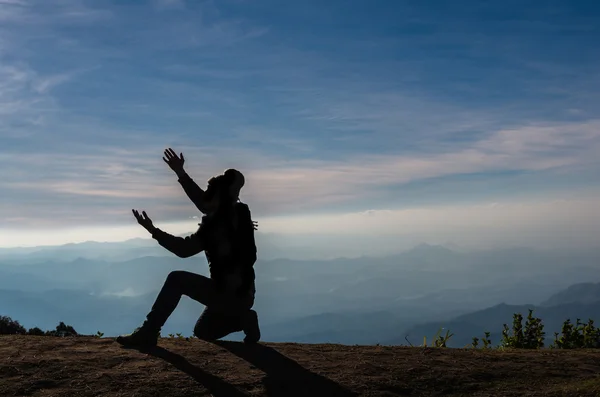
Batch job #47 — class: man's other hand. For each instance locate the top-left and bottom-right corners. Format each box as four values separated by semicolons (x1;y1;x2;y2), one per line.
163;147;185;173
132;209;155;233
253;220;258;230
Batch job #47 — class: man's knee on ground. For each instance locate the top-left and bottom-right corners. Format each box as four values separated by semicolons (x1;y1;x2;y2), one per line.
193;325;218;341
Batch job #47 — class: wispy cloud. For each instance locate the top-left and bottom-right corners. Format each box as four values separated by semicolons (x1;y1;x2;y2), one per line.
2;119;599;228
31;72;74;94
0;0;599;248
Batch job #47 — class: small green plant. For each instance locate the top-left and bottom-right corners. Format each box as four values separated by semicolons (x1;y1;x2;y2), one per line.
96;331;104;338
422;328;453;347
482;331;492;348
176;332;184;339
434;329;454;347
168;333;175;338
502;312;523;348
470;332;492;349
581;319;600;348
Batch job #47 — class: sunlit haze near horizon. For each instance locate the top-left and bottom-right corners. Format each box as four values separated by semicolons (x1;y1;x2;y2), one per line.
1;0;600;253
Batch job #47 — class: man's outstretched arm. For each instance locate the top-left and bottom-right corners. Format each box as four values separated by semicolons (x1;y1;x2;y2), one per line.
163;148;208;214
132;209;205;258
151;228;205;258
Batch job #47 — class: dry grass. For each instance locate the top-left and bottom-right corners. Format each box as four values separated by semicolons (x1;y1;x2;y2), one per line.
1;336;600;396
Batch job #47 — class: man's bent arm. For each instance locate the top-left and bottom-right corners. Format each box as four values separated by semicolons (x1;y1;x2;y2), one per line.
175;170;208;214
151;226;205;258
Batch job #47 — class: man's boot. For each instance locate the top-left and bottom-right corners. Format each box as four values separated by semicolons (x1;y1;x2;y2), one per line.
116;321;160;348
243;309;260;344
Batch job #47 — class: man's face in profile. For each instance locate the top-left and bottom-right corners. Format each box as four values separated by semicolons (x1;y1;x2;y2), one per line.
202;176;223;213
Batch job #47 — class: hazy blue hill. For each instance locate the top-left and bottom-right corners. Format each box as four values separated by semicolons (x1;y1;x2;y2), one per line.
259;310;409;345
2;255;205;296
2;241;600;345
541;282;600;307
400;300;600;347
0;289;147;335
0;239;162;262
0;288;206;337
0;269;76;291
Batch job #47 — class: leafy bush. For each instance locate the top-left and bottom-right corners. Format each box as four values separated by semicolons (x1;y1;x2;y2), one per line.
0;316;27;335
501;309;545;349
551;318;600;349
45;322;78;337
470;310;600;350
28;327;45;336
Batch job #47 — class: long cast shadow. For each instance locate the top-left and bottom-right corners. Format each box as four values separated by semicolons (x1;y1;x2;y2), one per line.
133;345;250;397
211;341;357;397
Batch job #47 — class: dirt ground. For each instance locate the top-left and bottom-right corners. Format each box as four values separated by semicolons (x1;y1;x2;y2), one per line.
1;336;600;396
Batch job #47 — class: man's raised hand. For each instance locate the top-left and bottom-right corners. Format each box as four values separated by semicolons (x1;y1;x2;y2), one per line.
132;209;156;233
163;148;185;174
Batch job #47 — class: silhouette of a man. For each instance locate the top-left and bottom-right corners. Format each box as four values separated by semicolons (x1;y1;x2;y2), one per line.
117;148;260;347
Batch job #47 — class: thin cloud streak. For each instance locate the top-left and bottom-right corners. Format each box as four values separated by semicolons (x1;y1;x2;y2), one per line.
1;120;599;228
1;194;599;251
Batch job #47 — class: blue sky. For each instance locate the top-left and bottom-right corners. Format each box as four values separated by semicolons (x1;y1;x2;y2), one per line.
1;0;599;248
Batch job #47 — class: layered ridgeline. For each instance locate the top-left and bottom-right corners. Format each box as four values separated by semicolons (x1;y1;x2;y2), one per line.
1;239;600;344
401;282;600;348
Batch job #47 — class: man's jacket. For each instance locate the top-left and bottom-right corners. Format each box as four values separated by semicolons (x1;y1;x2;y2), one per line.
150;171;257;296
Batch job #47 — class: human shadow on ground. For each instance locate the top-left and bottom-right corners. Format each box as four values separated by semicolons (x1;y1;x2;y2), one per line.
123;341;356;397
211;341;357;397
133;345;250;397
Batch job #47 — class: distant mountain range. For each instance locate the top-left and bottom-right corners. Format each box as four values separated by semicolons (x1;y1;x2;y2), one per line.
541;282;600;306
1;240;600;344
398;282;600;347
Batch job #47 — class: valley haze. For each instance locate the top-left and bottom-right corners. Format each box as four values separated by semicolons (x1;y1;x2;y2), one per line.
2;237;600;347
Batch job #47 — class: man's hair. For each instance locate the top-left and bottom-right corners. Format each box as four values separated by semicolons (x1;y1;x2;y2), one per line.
223;168;244;200
207;169;245;202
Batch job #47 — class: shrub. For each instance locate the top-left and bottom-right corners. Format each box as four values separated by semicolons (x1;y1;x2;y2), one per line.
551;318;600;349
501;309;545;349
0;316;27;335
28;327;45;336
46;322;78;337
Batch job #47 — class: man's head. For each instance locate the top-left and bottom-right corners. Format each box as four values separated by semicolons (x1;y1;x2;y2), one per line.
202;168;245;213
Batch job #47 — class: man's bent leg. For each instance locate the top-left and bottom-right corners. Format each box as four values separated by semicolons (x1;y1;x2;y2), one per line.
117;271;216;347
193;308;244;341
193;282;260;344
145;270;215;330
